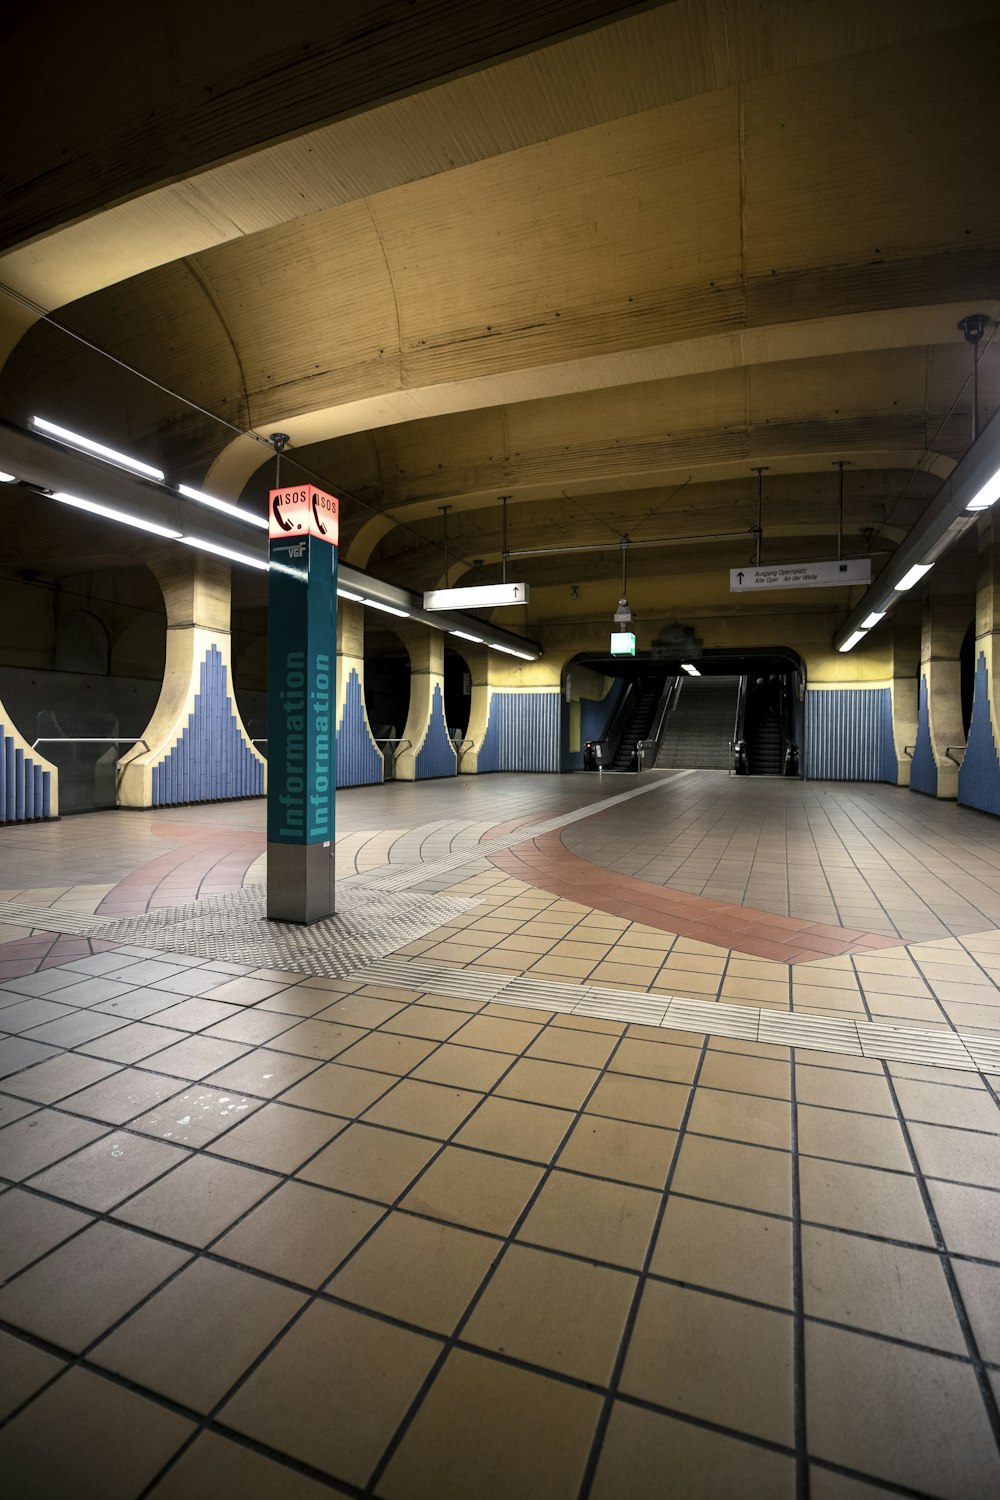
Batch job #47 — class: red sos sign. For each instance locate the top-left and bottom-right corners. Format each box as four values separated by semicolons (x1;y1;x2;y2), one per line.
269;486;339;545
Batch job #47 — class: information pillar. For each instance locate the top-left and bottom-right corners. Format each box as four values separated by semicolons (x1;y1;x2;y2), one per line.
266;484;339;923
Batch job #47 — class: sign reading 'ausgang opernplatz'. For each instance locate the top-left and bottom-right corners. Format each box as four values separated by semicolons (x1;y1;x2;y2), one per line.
267;486;339;850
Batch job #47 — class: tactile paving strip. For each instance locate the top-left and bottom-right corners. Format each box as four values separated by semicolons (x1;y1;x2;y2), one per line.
352;957;995;1073
0;887;480;978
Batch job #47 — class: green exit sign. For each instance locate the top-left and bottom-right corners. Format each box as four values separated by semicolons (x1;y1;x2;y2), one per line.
610;631;636;656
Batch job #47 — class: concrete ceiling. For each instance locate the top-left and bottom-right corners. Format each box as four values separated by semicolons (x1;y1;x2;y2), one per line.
2;0;999;641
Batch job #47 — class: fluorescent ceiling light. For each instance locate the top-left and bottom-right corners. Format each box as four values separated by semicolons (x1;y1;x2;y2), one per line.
449;630;483;643
895;562;933;591
839;629;867;653
364;599;410;618
0;470;15;483
178;483;266;528
493;644;535;660
337;588;365;602
51;490;181;539
861;611;886;629
33;416;164;481
681;663;701;676
181;535;268;570
965;464;1000;512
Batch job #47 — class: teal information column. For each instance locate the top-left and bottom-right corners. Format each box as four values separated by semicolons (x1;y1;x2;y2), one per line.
266;483;339;923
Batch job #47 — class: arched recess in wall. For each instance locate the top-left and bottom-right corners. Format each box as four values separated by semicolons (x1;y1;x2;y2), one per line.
960;621;976;739
230;567;269;751
0;562;169;812
444;646;472;752
55;609;110;675
364;624;412;772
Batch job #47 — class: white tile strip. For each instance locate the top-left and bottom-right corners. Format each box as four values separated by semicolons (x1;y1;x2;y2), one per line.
349;957;986;1073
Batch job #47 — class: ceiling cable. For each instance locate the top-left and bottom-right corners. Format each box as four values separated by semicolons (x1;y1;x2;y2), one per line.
0;279;480;576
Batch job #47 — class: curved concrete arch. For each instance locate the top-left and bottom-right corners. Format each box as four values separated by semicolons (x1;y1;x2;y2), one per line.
202;304;988;500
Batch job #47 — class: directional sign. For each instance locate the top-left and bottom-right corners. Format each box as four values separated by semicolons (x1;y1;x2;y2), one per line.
423;582;529;610
729;559;871;592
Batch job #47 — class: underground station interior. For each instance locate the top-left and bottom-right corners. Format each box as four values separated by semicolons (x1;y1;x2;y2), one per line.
1;4;1000;1497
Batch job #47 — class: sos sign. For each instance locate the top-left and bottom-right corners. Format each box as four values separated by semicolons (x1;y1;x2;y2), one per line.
268;485;339;545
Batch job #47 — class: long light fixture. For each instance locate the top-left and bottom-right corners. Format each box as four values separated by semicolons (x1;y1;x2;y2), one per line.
181;535;268;570
364;599;410;618
895;562;933;591
839;629;867;653
965;464;1000;512
0;470;15;483
493;643;535;660
681;662;701;676
20;419;541;658
51;490;181;539
33;416;164;481
860;610;886;629
178;483;267;528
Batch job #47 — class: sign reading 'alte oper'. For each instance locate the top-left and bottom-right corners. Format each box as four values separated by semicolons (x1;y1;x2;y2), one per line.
267;486;339;847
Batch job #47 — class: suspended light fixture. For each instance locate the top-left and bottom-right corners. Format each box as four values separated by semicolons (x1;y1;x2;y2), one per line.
50;490;181;539
895;563;933;591
181;535;268;570
178;483;267;528
33;416;164;481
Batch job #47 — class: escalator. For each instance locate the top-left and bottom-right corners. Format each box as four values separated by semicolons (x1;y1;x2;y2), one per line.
608;676;663;769
656;676;740;769
739;673;797;775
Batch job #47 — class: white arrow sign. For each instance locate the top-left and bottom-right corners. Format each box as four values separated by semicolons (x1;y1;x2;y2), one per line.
423;582;529;610
730;559;871;592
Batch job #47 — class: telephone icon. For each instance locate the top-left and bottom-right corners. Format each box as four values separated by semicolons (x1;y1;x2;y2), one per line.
272;493;296;531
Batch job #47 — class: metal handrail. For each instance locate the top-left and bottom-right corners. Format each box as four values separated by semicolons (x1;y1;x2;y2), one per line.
32;737;149;750
945;745;966;765
903;744;915;759
456;736;475;770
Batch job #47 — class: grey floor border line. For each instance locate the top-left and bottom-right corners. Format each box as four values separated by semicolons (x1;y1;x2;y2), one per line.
0;770;696;930
338;769;700;891
349;957;1000;1076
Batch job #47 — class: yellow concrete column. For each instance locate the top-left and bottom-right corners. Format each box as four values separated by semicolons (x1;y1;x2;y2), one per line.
958;513;1000;813
118;549;265;807
911;568;974;800
336;599;384;786
456;643;490;774
890;602;921;788
394;624;456;781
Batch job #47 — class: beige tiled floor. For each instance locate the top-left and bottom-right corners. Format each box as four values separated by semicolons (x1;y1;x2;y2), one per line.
1;776;1000;1495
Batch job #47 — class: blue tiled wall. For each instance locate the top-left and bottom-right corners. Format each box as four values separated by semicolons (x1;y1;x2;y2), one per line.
0;726;52;822
805;687;898;782
479;691;560;773
336;668;383;787
958;653;1000;815
909;675;937;797
414;683;457;779
152;645;264;806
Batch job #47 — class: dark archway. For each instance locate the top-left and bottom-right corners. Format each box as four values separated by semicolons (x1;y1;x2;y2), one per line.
364;626;412;773
960;620;976;739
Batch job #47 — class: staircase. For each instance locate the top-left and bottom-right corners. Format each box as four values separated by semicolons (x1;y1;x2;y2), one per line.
656;676;740;769
608;679;662;769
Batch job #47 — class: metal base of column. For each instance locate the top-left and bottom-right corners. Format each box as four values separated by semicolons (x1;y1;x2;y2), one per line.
266;842;336;924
